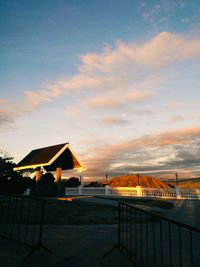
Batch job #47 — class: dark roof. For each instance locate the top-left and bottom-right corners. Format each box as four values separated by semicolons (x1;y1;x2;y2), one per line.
14;143;83;171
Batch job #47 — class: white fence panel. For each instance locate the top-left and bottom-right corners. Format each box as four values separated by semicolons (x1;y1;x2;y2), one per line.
65;187;79;195
108;187;138;197
179;188;200;199
82;187;106;195
141;188;177;198
64;186;200;199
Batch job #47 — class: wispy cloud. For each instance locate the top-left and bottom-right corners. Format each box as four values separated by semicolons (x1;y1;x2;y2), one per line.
1;32;200;128
101;116;129;125
0;100;22;128
140;0;197;30
87;97;123;109
86;90;155;110
80;32;200;71
166;100;200;110
168;114;200;124
127;90;155;101
168;115;185;123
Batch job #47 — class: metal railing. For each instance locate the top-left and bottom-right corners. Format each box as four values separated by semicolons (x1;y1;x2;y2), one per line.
64;186;200;199
0;193;50;260
118;202;200;267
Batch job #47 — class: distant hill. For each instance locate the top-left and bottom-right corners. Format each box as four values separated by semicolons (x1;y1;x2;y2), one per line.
168;178;200;189
108;175;170;188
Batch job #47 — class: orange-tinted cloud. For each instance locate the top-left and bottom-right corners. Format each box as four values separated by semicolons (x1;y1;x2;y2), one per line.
87;97;123;109
21;32;200;113
81;127;200;178
101;116;129;125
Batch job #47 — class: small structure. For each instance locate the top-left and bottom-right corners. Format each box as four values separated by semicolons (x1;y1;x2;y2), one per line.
14;143;83;183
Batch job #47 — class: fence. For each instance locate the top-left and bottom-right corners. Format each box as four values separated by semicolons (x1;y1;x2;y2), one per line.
65;186;200;199
0;193;50;260
118;202;200;267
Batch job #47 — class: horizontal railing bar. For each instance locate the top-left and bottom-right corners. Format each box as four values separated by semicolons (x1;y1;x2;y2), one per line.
0;233;34;248
0;192;45;202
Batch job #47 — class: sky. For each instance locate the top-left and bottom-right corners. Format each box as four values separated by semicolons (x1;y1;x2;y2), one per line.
1;0;200;181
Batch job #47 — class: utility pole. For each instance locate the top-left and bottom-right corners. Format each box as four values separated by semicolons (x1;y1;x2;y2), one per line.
137;173;140;186
105;173;108;184
175;172;179;188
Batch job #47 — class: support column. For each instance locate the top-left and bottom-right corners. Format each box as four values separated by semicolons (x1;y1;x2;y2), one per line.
35;169;41;182
56;167;62;197
56;167;62;183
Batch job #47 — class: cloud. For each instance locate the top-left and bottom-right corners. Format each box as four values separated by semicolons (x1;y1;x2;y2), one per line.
134;108;155;116
24;75;102;112
82;127;200;178
0;100;22;128
0;111;15;127
169;115;185;123
166;100;200;110
1;32;200;128
127;90;155;101
133;32;200;67
101;117;129;125
24;90;52;111
80;32;200;72
87;97;123;109
86;90;155;110
24;32;200;113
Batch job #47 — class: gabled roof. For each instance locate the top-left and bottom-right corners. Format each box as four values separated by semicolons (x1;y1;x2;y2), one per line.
14;143;83;171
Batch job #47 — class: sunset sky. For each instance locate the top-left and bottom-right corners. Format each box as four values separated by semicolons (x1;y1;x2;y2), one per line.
1;0;200;181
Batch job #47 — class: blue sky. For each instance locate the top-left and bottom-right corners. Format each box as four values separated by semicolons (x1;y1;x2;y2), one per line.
1;0;200;180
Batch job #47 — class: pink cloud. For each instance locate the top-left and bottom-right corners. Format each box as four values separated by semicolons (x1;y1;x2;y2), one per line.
1;32;200;127
169;115;185;123
0;99;22;127
127;90;155;101
101;117;128;125
87;97;123;109
80;32;200;73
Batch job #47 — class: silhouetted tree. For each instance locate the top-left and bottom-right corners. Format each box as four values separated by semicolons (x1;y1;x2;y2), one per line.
85;181;102;187
0;150;33;193
65;177;80;187
39;172;55;186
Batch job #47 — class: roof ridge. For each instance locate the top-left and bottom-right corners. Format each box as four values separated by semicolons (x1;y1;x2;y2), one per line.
31;142;69;151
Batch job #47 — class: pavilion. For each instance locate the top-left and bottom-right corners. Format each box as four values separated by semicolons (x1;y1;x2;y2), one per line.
14;143;83;183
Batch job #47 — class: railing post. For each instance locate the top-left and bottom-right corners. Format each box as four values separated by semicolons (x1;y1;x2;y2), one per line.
78;185;83;195
136;185;142;197
23;188;30;196
105;186;110;195
175;187;181;199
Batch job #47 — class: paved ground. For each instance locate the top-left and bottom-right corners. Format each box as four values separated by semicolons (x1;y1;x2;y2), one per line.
0;225;133;267
0;196;130;267
137;199;200;227
167;199;200;227
1;196;200;267
88;196;200;227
